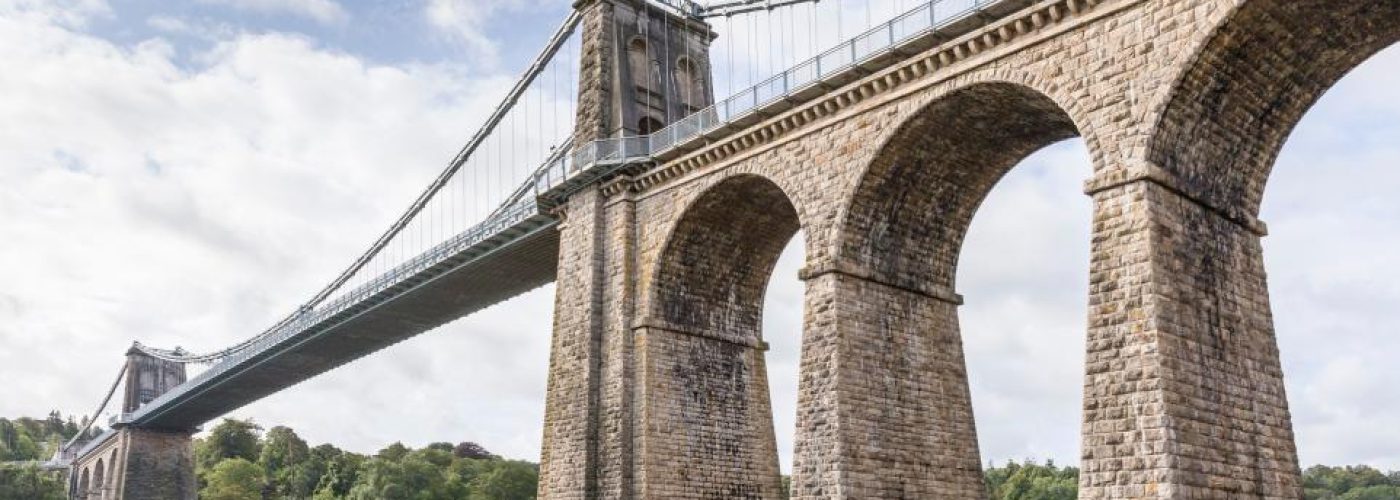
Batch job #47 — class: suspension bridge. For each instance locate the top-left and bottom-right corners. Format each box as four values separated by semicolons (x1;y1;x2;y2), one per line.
54;0;1390;497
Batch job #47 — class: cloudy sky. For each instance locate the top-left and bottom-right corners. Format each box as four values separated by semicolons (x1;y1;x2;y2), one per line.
2;0;1398;473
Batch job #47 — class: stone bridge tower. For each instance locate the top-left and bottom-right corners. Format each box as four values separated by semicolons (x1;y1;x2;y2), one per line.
542;1;756;499
69;349;197;500
572;0;716;142
122;347;186;414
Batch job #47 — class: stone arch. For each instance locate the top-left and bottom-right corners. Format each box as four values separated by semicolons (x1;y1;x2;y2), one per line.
640;173;800;500
791;81;1083;499
92;458;104;499
1148;0;1400;217
652;174;801;339
1121;2;1400;497
106;449;118;499
78;467;90;498
838;81;1080;294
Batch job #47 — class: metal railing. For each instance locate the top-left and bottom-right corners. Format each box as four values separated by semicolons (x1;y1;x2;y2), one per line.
652;0;705;17
118;0;1011;427
574;0;996;168
126;148;580;425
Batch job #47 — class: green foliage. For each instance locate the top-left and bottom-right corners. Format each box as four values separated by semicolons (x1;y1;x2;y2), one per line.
985;460;1079;500
261;426;316;498
0;411;92;461
1304;465;1400;500
197;418;263;471
466;460;538;500
176;420;533;499
453;442;495;460
377;442;412;462
0;464;66;500
203;458;266;500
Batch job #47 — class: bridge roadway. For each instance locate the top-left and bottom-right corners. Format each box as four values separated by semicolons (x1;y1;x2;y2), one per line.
116;0;1029;432
125;200;561;430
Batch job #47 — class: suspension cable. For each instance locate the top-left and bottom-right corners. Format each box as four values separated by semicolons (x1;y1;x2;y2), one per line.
59;363;127;457
134;10;584;364
698;0;821;19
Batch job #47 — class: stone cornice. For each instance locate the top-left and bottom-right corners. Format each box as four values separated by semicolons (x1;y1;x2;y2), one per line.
612;0;1125;198
633;316;765;350
799;261;965;306
1085;160;1270;237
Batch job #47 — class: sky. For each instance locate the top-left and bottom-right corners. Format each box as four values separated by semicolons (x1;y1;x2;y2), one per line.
1;0;1398;474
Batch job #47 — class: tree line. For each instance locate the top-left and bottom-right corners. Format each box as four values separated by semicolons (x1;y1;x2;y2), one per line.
976;461;1400;500
4;412;1400;499
0;411;103;462
194;418;537;499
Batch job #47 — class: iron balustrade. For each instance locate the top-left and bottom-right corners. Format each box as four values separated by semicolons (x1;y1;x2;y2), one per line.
125;153;580;425
116;0;1014;430
573;0;997;169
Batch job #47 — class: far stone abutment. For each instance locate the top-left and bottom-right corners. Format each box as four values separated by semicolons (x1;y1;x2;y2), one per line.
69;349;196;500
538;0;1400;499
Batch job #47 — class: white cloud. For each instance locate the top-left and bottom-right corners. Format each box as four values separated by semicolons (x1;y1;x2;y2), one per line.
198;0;349;25
0;0;110;27
423;0;525;61
0;4;546;458
3;0;1400;474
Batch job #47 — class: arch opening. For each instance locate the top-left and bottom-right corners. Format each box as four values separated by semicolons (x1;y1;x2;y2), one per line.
93;457;105;499
106;449;118;499
1149;0;1400;216
1261;42;1400;480
821;81;1086;498
646;174;801;500
1141;1;1400;494
78;467;90;498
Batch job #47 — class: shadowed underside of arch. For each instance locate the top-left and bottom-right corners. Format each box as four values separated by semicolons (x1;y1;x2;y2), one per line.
788;81;1083;500
1150;0;1400;217
654;175;801;341
840;82;1080;292
641;174;799;500
1096;1;1400;497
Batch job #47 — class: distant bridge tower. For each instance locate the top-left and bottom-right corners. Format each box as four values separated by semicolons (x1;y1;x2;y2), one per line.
68;349;197;500
122;347;186;414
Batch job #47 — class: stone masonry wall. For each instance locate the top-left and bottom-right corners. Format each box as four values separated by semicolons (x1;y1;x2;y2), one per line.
117;428;195;500
540;0;1396;497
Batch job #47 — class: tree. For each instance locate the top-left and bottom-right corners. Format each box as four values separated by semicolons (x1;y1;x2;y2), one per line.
454;442;495;460
203;458;266;500
377;442;411;462
346;454;455;500
312;448;364;499
0;465;66;500
261;426;310;471
197;418;262;471
985;460;1078;500
468;460;538;500
261;425;314;498
1304;465;1400;500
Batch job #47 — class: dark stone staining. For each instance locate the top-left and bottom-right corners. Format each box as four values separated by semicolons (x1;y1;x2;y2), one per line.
651;174;795;499
1150;0;1400;216
656;174;801;343
843;82;1079;290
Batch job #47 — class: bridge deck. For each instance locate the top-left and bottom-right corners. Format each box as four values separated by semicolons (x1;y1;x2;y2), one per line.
126;205;560;430
118;0;1034;433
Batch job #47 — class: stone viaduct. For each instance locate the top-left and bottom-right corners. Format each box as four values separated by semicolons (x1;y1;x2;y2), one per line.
62;0;1398;498
538;0;1398;499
